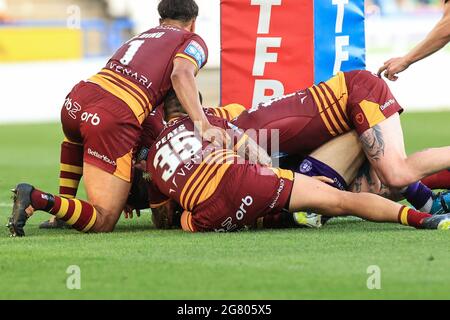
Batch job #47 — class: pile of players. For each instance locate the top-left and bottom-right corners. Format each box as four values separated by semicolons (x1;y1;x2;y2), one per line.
7;0;450;236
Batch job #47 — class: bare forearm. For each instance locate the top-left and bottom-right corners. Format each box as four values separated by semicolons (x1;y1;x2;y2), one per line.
404;13;450;65
171;71;208;127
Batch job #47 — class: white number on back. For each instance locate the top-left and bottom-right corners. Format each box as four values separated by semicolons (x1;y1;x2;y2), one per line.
120;40;145;65
153;131;202;182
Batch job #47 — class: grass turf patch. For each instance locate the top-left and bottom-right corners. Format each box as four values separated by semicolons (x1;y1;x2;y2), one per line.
0;111;450;299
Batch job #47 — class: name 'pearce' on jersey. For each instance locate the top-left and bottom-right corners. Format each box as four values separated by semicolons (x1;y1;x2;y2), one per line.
103;25;208;111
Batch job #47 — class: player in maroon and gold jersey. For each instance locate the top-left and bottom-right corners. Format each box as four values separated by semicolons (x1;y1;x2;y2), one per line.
145;113;450;232
133;87;449;231
8;0;228;237
151;72;450;220
231;70;450;215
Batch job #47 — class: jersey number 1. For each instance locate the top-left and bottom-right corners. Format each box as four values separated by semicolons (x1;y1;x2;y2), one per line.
120;40;145;65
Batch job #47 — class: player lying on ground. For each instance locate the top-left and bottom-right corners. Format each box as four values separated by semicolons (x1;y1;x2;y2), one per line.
156;73;450;217
143;111;450;232
229;70;450;215
261;132;449;229
7;0;229;237
133;94;450;230
131;132;448;230
120;91;450;231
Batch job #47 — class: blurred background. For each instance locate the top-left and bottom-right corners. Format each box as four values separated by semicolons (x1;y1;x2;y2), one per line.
0;0;448;123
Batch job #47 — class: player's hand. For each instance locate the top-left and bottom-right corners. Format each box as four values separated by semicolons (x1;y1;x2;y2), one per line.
123;205;141;219
244;136;272;167
377;57;410;81
200;124;231;148
312;176;335;184
134;159;147;171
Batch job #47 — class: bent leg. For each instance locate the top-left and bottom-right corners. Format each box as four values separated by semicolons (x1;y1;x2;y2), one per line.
83;162;131;232
28;163;131;233
41;138;84;229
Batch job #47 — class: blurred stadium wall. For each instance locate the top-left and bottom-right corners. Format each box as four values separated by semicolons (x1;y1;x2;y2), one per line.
0;0;448;123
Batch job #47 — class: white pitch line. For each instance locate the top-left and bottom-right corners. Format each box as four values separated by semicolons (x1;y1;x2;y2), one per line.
0;203;12;208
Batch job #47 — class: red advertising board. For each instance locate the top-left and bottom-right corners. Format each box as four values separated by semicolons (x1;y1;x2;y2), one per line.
221;0;314;108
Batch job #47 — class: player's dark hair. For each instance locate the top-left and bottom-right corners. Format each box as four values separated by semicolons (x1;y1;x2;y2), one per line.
158;0;199;23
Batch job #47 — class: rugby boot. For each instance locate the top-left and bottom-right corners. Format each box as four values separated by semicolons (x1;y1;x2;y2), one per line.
293;212;323;228
430;191;450;215
421;213;450;230
6;183;35;237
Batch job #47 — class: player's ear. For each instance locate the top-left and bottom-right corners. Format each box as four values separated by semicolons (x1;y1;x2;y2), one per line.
189;18;196;33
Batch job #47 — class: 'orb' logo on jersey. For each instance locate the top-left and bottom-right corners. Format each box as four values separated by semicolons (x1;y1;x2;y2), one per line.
236;196;254;221
81;112;101;126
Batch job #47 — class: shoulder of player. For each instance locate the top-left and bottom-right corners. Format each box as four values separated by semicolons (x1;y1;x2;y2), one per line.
183;32;208;49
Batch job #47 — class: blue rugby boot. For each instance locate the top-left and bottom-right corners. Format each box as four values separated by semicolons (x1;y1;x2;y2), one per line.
430;191;450;215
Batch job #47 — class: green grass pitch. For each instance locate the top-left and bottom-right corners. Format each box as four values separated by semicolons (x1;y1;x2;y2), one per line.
1;111;450;300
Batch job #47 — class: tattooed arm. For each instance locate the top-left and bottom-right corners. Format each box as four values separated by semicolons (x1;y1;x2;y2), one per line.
360;125;385;161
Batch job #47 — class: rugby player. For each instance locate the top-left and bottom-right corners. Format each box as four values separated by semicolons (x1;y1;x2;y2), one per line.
378;0;450;189
229;70;450;215
156;71;450;216
142;90;449;230
377;0;450;190
145;112;450;232
7;0;228;237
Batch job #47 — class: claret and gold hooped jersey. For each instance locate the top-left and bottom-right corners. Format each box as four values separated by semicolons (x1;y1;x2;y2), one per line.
146;115;247;211
232;70;402;156
88;25;208;124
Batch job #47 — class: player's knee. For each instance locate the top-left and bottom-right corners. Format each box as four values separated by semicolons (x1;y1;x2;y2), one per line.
91;208;117;233
378;169;414;189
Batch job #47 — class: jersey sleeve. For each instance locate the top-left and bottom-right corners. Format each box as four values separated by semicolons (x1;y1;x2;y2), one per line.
148;179;170;209
174;34;209;71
